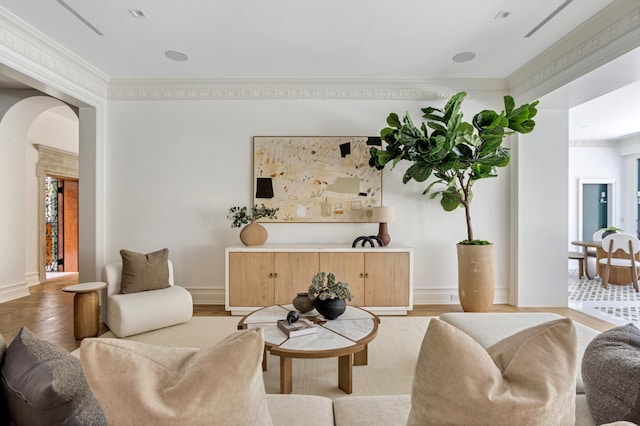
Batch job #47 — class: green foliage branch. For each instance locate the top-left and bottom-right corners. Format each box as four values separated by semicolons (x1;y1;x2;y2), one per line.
308;272;353;301
369;91;539;243
227;204;279;228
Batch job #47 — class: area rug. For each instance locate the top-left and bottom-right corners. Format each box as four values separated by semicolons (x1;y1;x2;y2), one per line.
568;270;640;326
568;275;640;303
94;316;433;399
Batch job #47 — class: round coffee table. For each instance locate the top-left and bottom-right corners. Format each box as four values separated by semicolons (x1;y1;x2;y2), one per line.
62;282;107;339
238;304;379;394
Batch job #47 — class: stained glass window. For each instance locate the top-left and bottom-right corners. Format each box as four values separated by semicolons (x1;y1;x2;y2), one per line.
45;176;59;272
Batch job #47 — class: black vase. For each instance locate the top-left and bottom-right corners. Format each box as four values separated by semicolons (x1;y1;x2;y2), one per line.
314;297;346;320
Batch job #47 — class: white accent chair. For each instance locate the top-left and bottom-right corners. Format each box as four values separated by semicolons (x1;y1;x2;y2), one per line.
102;260;193;337
599;232;640;292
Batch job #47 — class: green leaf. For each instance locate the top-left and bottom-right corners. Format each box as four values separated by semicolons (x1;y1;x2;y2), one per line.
504;96;515;115
387;113;401;128
405;163;433;182
441;190;461;211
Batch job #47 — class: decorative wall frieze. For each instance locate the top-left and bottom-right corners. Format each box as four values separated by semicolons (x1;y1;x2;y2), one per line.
107;79;508;102
569;139;620;148
509;3;640;98
0;9;109;99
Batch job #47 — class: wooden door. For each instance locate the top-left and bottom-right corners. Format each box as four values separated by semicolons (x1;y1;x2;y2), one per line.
274;252;319;304
60;179;79;272
319;252;365;306
364;252;410;306
228;252;275;306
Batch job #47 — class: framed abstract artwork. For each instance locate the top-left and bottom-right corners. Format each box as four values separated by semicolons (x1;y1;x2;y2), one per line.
253;136;383;222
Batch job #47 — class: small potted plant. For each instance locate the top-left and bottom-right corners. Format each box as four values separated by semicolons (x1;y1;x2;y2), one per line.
308;272;353;320
227;204;279;246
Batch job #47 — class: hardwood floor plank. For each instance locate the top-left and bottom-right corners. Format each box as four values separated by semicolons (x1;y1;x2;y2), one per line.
0;275;617;352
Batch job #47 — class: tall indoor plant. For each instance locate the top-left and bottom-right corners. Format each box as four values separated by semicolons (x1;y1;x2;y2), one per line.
369;91;538;311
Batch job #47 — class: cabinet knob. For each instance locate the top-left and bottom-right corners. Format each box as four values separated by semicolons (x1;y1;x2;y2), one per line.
360;273;364;278
274;273;278;278
269;273;274;278
364;273;369;278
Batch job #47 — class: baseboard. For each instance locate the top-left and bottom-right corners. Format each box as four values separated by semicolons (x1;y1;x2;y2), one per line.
186;287;510;307
187;288;225;305
0;281;30;303
412;287;510;305
25;272;40;287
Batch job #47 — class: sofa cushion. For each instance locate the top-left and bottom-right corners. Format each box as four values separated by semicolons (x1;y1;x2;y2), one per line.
1;327;106;426
439;311;599;394
266;394;334;426
407;318;577;426
81;328;273;426
119;248;170;294
582;323;640;425
334;395;410;426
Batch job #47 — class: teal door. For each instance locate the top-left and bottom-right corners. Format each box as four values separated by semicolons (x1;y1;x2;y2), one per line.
583;183;608;239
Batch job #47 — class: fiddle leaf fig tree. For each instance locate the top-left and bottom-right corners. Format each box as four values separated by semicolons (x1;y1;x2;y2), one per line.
369;91;539;244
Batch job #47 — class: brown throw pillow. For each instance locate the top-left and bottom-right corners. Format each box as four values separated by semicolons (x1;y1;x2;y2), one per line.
119;248;170;294
407;318;577;426
80;328;273;426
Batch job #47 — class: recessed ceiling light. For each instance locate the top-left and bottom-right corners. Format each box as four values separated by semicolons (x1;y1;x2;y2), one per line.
452;52;476;63
128;9;147;18
165;50;189;62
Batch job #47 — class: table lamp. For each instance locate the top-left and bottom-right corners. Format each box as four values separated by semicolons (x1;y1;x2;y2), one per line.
371;206;396;246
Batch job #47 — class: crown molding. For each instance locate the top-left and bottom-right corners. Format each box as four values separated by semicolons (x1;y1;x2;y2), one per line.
569;140;619;148
508;0;640;102
107;78;508;101
0;6;109;101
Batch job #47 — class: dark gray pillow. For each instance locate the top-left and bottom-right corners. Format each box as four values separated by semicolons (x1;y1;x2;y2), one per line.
119;248;170;294
1;327;106;426
582;323;640;425
0;332;10;426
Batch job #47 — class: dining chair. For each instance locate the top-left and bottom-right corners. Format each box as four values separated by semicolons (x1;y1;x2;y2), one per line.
598;233;640;291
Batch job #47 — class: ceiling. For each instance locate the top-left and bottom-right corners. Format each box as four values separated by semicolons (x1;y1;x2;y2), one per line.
0;0;638;141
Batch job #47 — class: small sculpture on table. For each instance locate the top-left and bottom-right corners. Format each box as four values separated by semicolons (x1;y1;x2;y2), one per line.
352;235;384;248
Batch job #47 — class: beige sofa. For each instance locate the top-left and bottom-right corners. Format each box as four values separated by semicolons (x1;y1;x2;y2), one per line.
1;312;634;425
273;312;630;426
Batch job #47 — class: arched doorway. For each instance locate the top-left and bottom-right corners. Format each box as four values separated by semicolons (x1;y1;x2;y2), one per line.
0;95;79;292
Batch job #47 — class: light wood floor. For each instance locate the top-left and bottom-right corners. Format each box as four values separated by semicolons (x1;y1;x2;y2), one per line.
0;273;616;352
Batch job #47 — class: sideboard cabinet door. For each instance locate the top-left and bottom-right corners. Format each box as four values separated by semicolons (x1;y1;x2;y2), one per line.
228;252;275;307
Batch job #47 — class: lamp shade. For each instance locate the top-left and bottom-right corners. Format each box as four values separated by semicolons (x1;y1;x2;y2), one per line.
371;206;395;223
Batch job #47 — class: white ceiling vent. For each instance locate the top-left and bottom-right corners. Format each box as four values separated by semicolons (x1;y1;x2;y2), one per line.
55;0;103;36
525;0;574;38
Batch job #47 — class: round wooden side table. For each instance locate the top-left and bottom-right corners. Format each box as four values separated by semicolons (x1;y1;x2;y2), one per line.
62;282;107;339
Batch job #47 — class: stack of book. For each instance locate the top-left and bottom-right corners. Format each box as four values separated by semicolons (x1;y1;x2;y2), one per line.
277;319;317;338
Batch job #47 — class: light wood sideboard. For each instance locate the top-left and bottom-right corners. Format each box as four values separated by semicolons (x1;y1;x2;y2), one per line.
225;245;413;316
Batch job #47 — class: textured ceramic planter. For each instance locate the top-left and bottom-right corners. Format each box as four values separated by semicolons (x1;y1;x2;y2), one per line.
456;244;495;312
239;221;268;246
313;297;346;320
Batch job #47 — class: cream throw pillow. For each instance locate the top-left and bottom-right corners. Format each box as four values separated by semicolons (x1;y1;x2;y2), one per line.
80;328;273;426
407;318;577;426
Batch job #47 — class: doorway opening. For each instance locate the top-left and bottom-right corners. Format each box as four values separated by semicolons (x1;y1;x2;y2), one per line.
578;178;616;240
35;144;79;282
45;176;78;274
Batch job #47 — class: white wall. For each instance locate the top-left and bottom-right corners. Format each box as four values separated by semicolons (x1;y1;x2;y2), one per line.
619;135;640;239
568;142;622;245
105;96;514;304
515;108;569;307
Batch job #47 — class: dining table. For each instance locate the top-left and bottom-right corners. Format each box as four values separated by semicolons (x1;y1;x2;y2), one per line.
571;240;639;285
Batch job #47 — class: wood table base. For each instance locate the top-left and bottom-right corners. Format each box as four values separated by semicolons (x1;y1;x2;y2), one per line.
277;345;369;394
73;291;100;339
